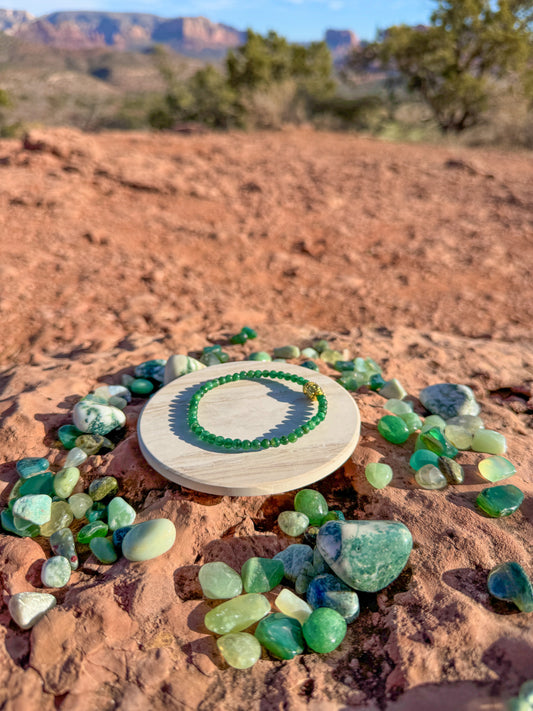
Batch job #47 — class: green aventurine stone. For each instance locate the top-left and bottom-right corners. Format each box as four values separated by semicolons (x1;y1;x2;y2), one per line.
419;427;458;458
415;464;448;490
50;527;78;569
477;485;524;518
88;476;118;501
365;463;393;489
249;351;272;361
241;557;284;593
487;562;533;612
107;496;136;531
53;467;80;499
40;501;74;537
1;509;39;537
478;455;516;482
77;520;109;544
90;536;118;564
369;373;386;391
294;489;328;525
205;593;271;634
19;473;54;497
273;345;300;359
472;430;507;455
409;449;440;471
122;518;176;561
377;415;410;444
278;511;310;537
302;607;347;653
199;562;243;599
217;632;262;669
230;332;248;344
255;613;305;660
58;424;83;449
130;378;154;395
41;556;71;588
339;373;365;391
68;493;94;519
16;457;49;479
12;494;52;525
438;456;464;484
399;412;422;434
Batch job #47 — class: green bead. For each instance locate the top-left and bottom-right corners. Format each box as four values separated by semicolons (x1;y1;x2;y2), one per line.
294;489;328;526
230;332;248;345
68;492;93;519
255;613;305;659
217;632;261;669
377;415;410;444
199;562;243;599
278;511;309;537
53;467;80;499
130;378;154;395
204;593;270;634
270;437;280;447
260;439;270;449
385;399;413;415
294;428;304;438
365;463;393;489
288;432;298;443
58;424;83;450
223;438;234;449
302;607;347;653
476;485;524;518
472;430;507;455
19;473;54;497
107;496;136;531
41;555;71;588
242;440;251;450
487;562;533;612
251;439;262;449
88;476;118;501
77;520;108;544
241;557;284;593
16;457;49;479
419;427;458;458
249;351;272;361
399;412;423;434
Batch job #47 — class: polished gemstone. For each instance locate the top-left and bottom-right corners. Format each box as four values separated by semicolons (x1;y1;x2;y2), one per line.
420;415;447;433
199;562;243;599
64;447;88;468
255;613;305;660
248;351;272;361
19;473;54;497
90;536;118;564
12;494;52;525
8;592;56;629
321;510;345;523
444;425;473;450
472;430;507;455
365;463;393;489
241;557;284;593
385;398;413;415
94;384;132;403
58;424;83;449
379;379;407;400
399;412;423;434
16;457;49;479
302;607;347;653
301;360;319;371
112;525;133;552
306;573;360;623
487;562;533;612
419;383;480;419
1;509;39;537
478;455;516;482
41;555;71;588
75;434;109;455
438;456;464;484
273;544;314;582
122;518;176;561
130;378;154;395
53;467;80;499
301;347;319;359
134;358;166;381
163;355;205;385
419;427;458;458
369;373;386;391
86;502;107;522
415;464;448;490
319;348;344;365
278;511;309;537
50;527;78;569
446;414;484;434
107;496;136;531
275;588;312;624
204;593;270;634
313;340;329;353
77;520;109;544
217;632;262;669
73;399;126;436
88;476;119;501
273;345;300;359
409;449;440;471
68;493;94;519
294;489;328;526
476;485;524;517
377;415;410;444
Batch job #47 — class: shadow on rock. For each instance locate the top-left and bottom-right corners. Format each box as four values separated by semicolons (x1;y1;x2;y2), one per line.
442;566;521;615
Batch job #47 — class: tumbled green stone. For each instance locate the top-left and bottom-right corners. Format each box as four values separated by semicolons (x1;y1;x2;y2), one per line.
334;360;355;372
199;562;243;599
275;588;312;624
273;345;300;359
419;383;480;419
273;544;314;582
64;447;88;468
385;398;413;415
19;473;54;497
438;456;464;484
90;536;118;564
409;449;440;471
241;326;257;339
88;476;118;501
369;373;386;391
278;511;309;537
7;479;23;508
248;351;272;362
77;520;109;544
41;556;71;588
365;463;393;489
53;467;80;499
306;573;360;623
1;509;39;537
319;348;344;365
122;518;176;561
415;464;448;490
313;340;329;353
301;347;319;359
377;415;410;444
86;501;107;522
58;424;84;449
476;485;524;518
301;360;319;371
487;562;533;612
205;593;270;634
399;412;422;434
339;373;365;391
446;414;484;434
242;557;284;593
40;502;74;537
68;493;94;519
322;510;345;523
16;457;49;479
12;494;52;525
255;613;305;660
130;378;154;396
379;379;407;400
444;424;473;450
302;607;347;653
419;427;458;458
8;592;56;629
107;496;136;531
294;489;328;525
472;430;507;455
217;632;261;669
75;434;108;455
134;359;166;381
73;399;126;437
420;415;447;433
230;332;248;345
108;396;127;410
50;527;78;569
478;455;516;482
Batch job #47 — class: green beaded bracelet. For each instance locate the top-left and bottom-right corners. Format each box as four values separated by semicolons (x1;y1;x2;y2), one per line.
187;370;328;450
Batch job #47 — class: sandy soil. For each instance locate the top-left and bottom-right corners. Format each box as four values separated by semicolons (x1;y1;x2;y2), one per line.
0;127;532;711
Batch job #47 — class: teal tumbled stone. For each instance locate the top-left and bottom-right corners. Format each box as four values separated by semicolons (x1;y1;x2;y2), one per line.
241;557;284;593
19;473;54;497
249;351;272;362
302;607;347;653
273;544;314;582
365;463;393;489
487;561;533;612
369;373;386;391
50;527;78;569
12;494;52;525
476;485;524;518
377;415;410;444
130;378;154;396
419;427;458;458
77;520;108;544
294;489;328;525
88;476;118;501
86;501;107;522
90;536;118;564
255;613;305;660
58;424;83;450
1;509;39;537
107;496;136;531
306;573;360;623
122;518;176;561
278;511;309;537
53;467;80;499
409;449;440;471
301;360;319;371
41;556;71;588
16;457;49;479
199;562;243;599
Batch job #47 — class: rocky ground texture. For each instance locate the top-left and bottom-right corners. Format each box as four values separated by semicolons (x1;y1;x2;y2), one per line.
0;128;532;711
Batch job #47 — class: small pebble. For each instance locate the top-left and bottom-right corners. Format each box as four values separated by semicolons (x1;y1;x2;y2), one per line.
217;632;261;669
64;447;88;468
254;613;305;660
77;520;109;544
294;489;328;525
273;544;314;582
134;358;166;381
68;493;94;519
112;526;134;553
385;399;413;415
273;345;300;359
163;355;205;384
241;557;284;593
446;414;484;433
377;415;410;444
90;536;118;564
205;593;270;634
73;400;126;436
487;562;533;613
89;476;119;501
420;415;447;433
107;496;136;531
19;473;54;497
199;561;243;599
409;449;440;471
415;464;448;490
1;509;39;537
50;527;78;569
36;502;72;537
476;485;524;518
122;518;176;561
302;607;347;653
278;511;309;537
307;573;360;623
8;592;56;629
248;351;272;361
419;427;458;458
16;457;49;479
12;494;52;525
130;378;154;396
87;502;107;522
275;588;312;624
58;424;83;449
444;424;473;450
301;360;319;371
399;411;422;434
75;434;108;455
478;455;516;482
379;379;407;400
41;556;71;588
419;383;480;419
472;430;507;455
365;463;393;489
438;456;464;484
301;347;319;359
53;467;80;499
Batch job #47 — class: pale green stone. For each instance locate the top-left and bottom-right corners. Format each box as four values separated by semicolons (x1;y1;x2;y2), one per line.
39;501;73;537
121;374;135;387
420;415;447;433
122;518;176;561
199;562;243;599
365;463;393;489
273;345;300;359
301;347;319;359
90;536;118;564
53;467;80;499
472;430;507;455
204;593;270;634
64;447;88;468
75;434;111;455
41;556;71;588
379;379;407;400
12;494;52;525
313;340;329;353
88;476;118;501
399;412;423;434
94;384;131;403
163;355;205;385
446;414;484;433
241;557;284;593
478;455;516;482
415;464;448;490
107;496;136;531
4;510;39;537
108;396;127;410
8;592;56;629
444;425;473;450
248;351;272;362
278;511;309;537
275;588;312;624
385;399;413;415
217;632;261;669
73;400;126;436
68;493;93;519
319;348;344;365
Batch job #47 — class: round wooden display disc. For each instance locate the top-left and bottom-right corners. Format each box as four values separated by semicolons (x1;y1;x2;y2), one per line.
137;361;360;496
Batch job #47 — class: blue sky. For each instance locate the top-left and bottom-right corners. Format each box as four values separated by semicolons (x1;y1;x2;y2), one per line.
13;0;434;41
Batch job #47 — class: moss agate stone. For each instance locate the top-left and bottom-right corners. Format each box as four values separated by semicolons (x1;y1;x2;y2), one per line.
16;457;49;479
58;424;83;449
107;496;136;531
122;518;176;561
68;493;93;519
8;592;56;629
90;536;118;564
205;593;270;634
409;449;440;471
487;562;533;612
41;555;71;588
438;456;464;484
19;473;54;497
377;415;410;444
50;527;78;569
275;588;312;624
294;489;328;525
302;607;347;653
317;520;413;592
12;494;52;525
472;430;507;455
476;485;524;517
53;467;80;499
419;383;480;419
278;511;309;537
199;562;243;599
241;557;284;593
255;613;305;660
77;520;109;544
73;400;126;436
415;464;448;490
365;463;393;489
135;359;166;382
89;476;118;501
307;573;360;623
273;544;314;582
478;455;516;482
420;427;458;458
217;632;261;669
64;447;88;468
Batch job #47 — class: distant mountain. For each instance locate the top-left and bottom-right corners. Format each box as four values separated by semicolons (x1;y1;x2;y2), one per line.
0;8;34;33
325;29;359;61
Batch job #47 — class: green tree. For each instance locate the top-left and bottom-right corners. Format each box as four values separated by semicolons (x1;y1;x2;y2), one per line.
186;65;240;128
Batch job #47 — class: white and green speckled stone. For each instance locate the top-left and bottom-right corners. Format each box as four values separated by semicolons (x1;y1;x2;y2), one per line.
73;399;126;436
8;592;56;629
163;355;205;385
12;494;52;525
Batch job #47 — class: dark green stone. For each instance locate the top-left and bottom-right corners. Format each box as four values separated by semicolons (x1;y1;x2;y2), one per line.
369;373;386;391
301;360;319;371
130;378;154;395
241;557;284;593
1;508;39;537
420;427;458;458
476;485;524;518
487;562;533;612
254;613;304;660
58;424;84;450
88;476;118;501
89;536;118;564
377;415;410;444
77;520;109;544
302;607;347;653
86;502;107;522
241;326;257;339
409;449;440;471
230;332;248;345
294;489;328;526
19;473;55;497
